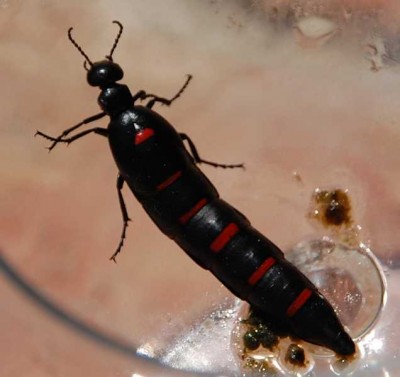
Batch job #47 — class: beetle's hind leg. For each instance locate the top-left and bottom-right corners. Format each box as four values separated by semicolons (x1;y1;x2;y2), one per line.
180;133;245;169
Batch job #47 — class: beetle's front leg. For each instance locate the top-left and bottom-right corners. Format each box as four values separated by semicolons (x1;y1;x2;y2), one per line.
35;112;107;151
142;75;192;109
36;127;109;151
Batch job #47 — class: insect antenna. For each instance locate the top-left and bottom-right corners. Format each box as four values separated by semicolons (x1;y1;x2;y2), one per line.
106;21;123;61
68;27;93;66
83;60;90;72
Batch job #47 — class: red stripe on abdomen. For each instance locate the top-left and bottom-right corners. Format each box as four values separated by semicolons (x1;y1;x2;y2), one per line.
248;257;276;286
179;198;208;225
210;223;239;253
157;171;182;191
286;288;312;317
135;128;155;145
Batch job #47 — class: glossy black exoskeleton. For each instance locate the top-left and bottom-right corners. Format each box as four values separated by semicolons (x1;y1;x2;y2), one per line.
36;21;355;356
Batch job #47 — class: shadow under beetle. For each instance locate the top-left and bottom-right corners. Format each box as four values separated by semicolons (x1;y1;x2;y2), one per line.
36;21;355;356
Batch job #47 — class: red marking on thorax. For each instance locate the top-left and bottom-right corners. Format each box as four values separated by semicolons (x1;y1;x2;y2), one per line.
135;128;155;145
286;288;312;317
157;171;182;191
210;223;239;253
247;257;276;286
179;198;208;225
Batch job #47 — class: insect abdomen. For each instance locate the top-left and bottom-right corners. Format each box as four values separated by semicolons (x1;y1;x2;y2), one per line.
131;150;308;305
175;197;354;354
175;196;308;308
114;108;354;355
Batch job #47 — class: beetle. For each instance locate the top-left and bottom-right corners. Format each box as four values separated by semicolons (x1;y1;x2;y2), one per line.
36;21;355;356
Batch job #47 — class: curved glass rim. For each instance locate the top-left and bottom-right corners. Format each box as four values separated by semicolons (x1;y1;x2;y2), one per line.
0;252;220;377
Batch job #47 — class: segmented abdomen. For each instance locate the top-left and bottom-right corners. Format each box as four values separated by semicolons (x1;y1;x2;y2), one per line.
141;170;353;353
118;109;354;355
174;196;316;321
130;136;316;325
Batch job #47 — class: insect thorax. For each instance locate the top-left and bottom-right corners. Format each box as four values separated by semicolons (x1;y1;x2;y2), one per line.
98;84;133;115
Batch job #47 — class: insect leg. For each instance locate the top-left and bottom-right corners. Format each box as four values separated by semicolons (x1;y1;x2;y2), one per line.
180;133;244;169
110;175;131;262
36;127;109;150
35;112;106;151
145;75;192;109
131;90;147;103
